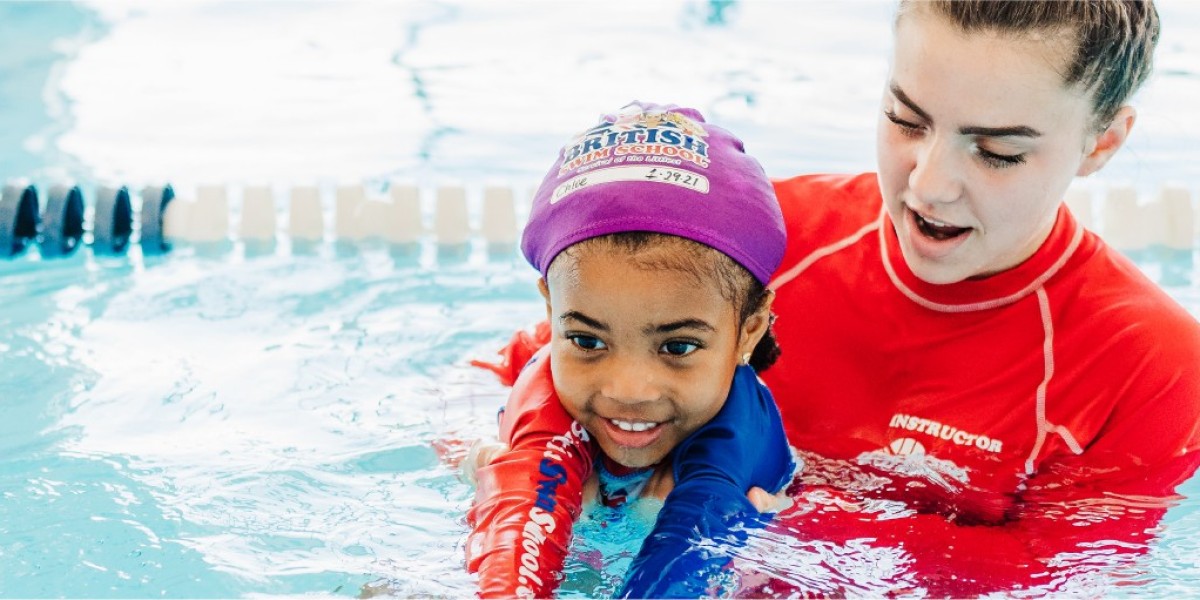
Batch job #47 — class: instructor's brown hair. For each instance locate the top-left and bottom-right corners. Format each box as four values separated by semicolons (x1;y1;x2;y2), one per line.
900;0;1160;131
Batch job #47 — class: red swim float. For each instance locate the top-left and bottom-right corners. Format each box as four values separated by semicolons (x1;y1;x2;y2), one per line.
466;326;595;598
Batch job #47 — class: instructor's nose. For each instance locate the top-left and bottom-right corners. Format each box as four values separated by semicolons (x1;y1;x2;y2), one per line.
909;135;963;206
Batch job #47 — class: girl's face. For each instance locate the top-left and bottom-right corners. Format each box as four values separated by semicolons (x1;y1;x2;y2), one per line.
540;247;766;469
877;8;1133;284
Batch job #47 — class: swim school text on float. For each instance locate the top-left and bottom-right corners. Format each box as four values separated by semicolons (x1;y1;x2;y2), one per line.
513;420;591;598
551;108;713;204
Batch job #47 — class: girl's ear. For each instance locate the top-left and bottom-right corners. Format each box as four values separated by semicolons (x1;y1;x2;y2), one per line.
737;289;775;359
1077;105;1136;177
538;278;552;320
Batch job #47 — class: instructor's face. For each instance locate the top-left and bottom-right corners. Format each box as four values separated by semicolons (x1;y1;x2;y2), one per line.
877;8;1125;284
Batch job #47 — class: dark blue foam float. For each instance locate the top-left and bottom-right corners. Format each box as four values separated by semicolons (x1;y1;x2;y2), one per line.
93;185;133;255
139;184;175;255
0;182;174;260
40;184;85;257
0;183;40;258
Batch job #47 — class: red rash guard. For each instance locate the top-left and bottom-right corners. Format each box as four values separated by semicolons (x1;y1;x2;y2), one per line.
757;173;1200;595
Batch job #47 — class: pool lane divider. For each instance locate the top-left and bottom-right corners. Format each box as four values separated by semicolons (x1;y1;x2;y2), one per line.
1;180;1193;261
1;180;517;259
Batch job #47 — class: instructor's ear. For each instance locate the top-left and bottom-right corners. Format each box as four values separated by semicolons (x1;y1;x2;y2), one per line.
538;278;552;320
1078;106;1136;177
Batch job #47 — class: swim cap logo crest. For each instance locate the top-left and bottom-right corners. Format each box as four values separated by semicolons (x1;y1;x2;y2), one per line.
552;106;715;205
558;106;712;174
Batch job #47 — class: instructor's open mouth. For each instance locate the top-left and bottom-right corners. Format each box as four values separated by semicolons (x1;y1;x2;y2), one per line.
913;211;971;241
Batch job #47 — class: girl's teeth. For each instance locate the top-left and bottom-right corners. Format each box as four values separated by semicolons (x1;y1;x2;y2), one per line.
610;419;659;432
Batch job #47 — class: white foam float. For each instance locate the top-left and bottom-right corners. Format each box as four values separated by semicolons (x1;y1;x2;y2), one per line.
1063;186;1094;231
289;185;324;241
239;185;277;241
160;192;190;243
335;184;367;241
1159;186;1194;251
482;185;518;245
189;184;231;242
1102;186;1142;251
387;183;423;244
436;185;471;245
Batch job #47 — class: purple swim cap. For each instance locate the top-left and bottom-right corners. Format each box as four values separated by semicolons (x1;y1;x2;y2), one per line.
521;101;785;285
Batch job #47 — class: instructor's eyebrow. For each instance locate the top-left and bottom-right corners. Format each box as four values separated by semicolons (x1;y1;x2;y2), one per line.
890;82;1042;138
959;123;1042;138
561;311;608;331
889;83;932;123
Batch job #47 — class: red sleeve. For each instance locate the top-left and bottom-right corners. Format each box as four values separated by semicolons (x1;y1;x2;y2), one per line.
465;347;596;598
470;321;552;387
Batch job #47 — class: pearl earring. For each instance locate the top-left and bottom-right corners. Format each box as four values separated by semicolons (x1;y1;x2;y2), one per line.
741;352;751;365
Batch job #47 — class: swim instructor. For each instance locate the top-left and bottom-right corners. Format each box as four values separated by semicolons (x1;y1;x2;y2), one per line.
698;0;1200;595
473;0;1200;596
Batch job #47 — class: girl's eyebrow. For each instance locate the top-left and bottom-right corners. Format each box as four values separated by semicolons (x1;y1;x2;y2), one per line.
646;319;715;335
889;82;1042;138
560;311;714;335
561;310;607;331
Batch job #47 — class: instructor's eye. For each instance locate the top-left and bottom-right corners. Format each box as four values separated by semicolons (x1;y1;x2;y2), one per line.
660;340;699;357
569;335;607;352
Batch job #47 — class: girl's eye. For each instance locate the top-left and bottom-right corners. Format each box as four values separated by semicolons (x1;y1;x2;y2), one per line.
884;109;924;138
568;334;606;352
660;340;700;357
976;146;1026;169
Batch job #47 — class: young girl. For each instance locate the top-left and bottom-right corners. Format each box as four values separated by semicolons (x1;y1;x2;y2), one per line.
465;102;794;598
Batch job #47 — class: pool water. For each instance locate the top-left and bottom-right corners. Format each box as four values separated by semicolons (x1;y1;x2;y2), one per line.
5;246;1200;598
3;1;1200;597
1;246;545;596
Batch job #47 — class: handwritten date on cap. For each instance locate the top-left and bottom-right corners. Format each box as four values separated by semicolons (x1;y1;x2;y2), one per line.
551;166;710;204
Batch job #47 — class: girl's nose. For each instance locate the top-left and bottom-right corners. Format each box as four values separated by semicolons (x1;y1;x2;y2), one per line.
599;357;659;405
908;136;962;206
